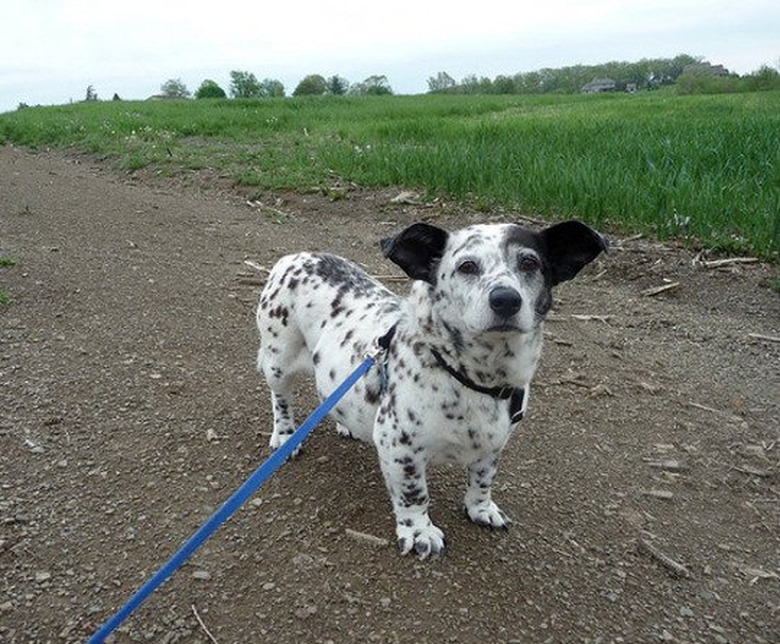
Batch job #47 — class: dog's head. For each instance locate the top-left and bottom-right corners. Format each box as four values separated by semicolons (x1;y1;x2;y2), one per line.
381;220;607;336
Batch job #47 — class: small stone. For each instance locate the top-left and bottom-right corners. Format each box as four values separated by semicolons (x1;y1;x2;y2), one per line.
294;604;317;619
262;582;276;591
191;570;211;581
35;571;51;583
379;597;391;609
205;428;219;442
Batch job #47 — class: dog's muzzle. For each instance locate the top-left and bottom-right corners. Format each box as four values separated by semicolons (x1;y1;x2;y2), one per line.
488;286;522;318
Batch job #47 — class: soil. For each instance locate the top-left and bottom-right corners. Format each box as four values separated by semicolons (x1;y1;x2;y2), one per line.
0;145;778;644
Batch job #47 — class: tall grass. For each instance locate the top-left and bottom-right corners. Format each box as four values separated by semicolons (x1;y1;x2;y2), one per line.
1;92;778;257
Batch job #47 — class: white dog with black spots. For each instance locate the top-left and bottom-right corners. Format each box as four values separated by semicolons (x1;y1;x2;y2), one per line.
256;220;606;558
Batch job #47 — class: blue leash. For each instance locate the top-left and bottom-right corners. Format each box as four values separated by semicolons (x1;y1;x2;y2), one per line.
88;351;379;643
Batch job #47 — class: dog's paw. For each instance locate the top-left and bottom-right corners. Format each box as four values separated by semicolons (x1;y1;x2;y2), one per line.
465;501;511;530
336;423;353;439
396;522;446;559
268;432;302;458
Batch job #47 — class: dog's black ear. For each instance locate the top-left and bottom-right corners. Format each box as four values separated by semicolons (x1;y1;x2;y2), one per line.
380;223;449;283
540;220;608;285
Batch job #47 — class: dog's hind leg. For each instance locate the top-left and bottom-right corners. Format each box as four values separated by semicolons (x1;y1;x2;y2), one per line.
256;327;311;450
464;454;511;529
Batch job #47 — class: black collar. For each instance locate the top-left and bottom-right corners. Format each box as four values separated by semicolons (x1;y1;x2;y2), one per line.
430;348;526;423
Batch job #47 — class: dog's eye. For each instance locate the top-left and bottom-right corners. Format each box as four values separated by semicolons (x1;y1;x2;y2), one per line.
518;256;540;272
456;260;481;276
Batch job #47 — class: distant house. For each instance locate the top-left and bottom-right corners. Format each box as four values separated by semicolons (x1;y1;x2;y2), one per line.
581;78;616;94
683;63;730;77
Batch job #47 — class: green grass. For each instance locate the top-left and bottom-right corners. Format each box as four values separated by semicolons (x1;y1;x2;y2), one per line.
2;92;778;258
0;257;14;304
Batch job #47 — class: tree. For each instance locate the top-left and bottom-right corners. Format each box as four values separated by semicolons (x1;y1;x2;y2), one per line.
259;78;285;98
326;75;350;95
195;79;227;99
293;74;328;96
350;75;393;95
229;71;261;98
743;65;780;91
84;85;98;102
160;78;190;99
427;72;456;93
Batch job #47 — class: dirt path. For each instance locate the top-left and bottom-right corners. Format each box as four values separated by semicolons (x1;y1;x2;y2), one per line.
1;146;778;643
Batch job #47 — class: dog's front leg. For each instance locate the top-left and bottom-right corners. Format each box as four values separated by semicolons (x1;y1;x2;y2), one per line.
375;438;445;559
464;453;511;529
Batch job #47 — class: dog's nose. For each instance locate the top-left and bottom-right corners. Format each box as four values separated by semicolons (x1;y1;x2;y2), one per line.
489;287;522;317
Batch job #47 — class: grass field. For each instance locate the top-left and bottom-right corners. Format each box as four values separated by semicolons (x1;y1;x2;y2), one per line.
1;92;778;258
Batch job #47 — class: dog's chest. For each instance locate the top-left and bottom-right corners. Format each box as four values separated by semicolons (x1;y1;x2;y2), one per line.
391;373;515;464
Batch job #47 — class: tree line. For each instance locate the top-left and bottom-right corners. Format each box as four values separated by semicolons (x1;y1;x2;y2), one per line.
147;71;393;101
427;54;780;95
82;54;779;104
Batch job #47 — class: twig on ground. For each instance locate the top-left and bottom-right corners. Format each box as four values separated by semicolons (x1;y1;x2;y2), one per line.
701;257;759;269
643;458;687;472
731;465;774;478
637;535;692;578
246;200;293;223
744;502;780;541
235;274;265;286
642;282;681;297
345;528;390;548
191;604;219;644
243;260;270;274
640;489;674;500
371;274;409;283
571;314;613;323
687;402;743;421
748;332;780;344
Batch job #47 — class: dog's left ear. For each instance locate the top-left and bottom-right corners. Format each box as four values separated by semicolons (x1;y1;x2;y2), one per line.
540;220;608;285
380;223;449;283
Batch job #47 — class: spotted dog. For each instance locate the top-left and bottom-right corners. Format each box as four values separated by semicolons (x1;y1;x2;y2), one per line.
256;220;606;558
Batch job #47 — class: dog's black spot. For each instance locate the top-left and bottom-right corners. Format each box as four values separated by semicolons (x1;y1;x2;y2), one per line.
340;329;354;347
364;386;380;404
441;321;464;350
309;254;384;300
329;369;336;381
402;485;427;507
399;430;412;445
266;286;281;302
287;277;300;291
312;351;320;365
268;305;289;326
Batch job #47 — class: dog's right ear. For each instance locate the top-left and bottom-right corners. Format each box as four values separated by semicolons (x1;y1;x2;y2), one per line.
380;223;449;283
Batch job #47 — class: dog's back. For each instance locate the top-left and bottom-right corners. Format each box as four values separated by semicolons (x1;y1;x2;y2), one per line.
256;252;399;444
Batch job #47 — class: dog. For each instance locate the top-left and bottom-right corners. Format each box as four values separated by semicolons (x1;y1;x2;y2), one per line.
256;220;606;558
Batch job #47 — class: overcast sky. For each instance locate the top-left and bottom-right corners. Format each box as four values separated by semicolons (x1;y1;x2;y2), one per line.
1;0;778;113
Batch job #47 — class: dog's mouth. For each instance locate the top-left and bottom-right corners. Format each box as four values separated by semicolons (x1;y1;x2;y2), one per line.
484;322;525;333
